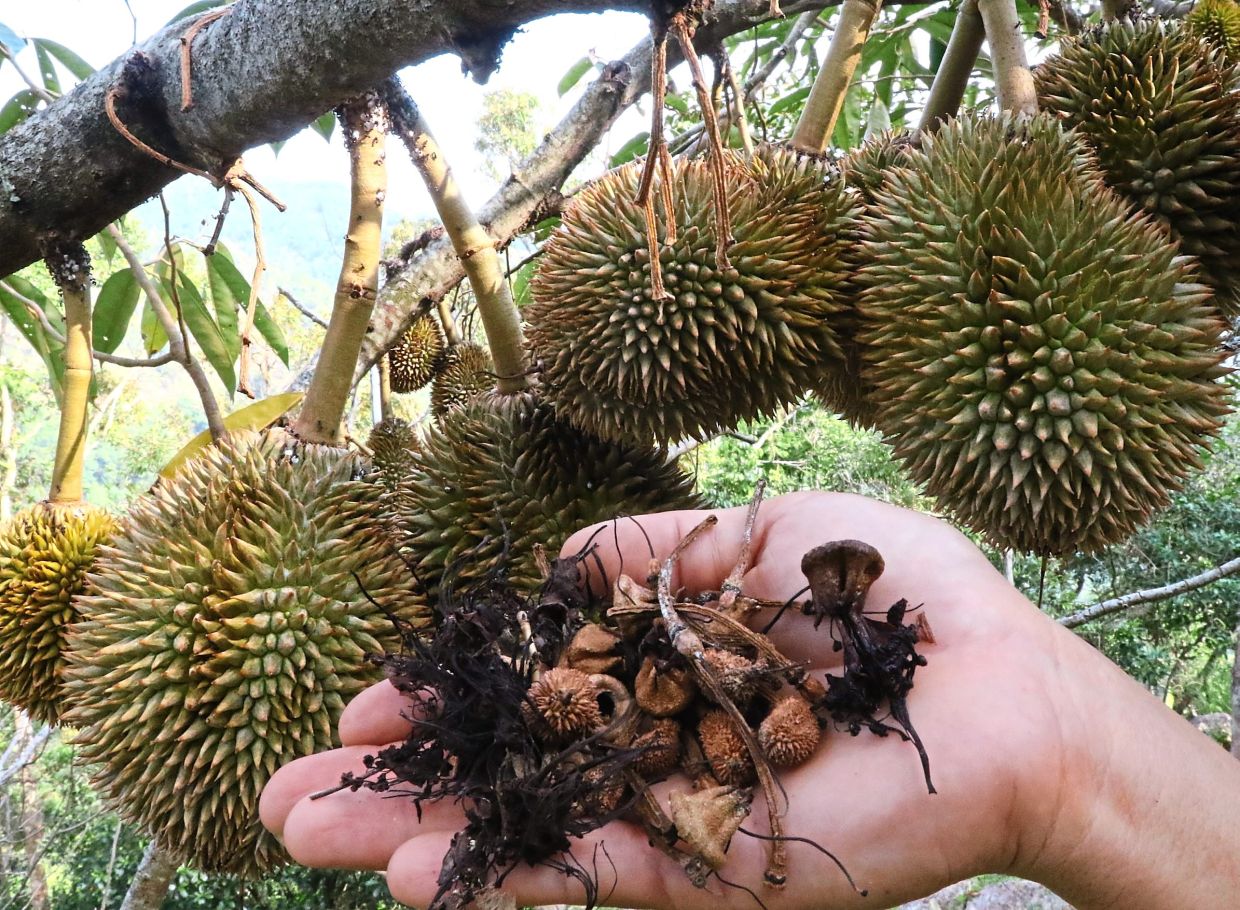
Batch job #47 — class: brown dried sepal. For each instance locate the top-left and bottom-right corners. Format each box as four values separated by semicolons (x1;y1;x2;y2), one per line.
522;667;602;742
697;709;755;786
669;784;752;870
703;648;757;706
574;765;627;818
635;656;697;717
632;717;681;777
560;623;623;675
800;539;885;625
758;695;821;768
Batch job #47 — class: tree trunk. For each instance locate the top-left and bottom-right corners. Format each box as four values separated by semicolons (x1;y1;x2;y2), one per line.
119;843;178;910
1231;611;1240;759
14;712;48;910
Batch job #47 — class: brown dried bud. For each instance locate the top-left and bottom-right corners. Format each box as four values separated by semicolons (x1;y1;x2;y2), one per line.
703;648;757;705
669;784;752;869
634;656;696;716
523;667;602;741
560;623;622;675
697;709;755;786
632;717;681;777
758;695;820;767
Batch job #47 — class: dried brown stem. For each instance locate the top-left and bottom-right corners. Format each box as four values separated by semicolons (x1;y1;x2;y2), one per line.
179;6;231;112
720;52;755;156
104;84;215;183
232;181;266;399
44;242;93;504
293;94;389;444
717;480;766;616
383;80;530;394
917;0;984;132
638;34;671;300
790;0;883;153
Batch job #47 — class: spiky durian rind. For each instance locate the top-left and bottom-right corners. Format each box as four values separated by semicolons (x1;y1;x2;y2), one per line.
62;430;428;876
857;113;1232;554
388;314;446;393
528;145;861;444
430;343;494;419
383;395;702;595
0;503;115;725
1035;17;1240;314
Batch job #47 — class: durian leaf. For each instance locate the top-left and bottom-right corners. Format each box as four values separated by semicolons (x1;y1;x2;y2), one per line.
558;56;593;96
865;97;891;139
511;257;537;308
0;23;25;57
204;254;242;361
164;0;228;26
205;251;289;365
158;391;303;479
768;86;809;116
92;223;119;266
164;273;237;394
34;39;92;79
610;131;649;167
140;300;167;355
665;93;690;115
269;139;286;156
93;268;141;354
31;40;59;95
311;112;335;142
0;89;39;133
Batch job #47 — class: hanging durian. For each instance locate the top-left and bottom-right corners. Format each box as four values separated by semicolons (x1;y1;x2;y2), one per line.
856;113;1231;554
430;342;493;418
388;313;445;393
367;416;419;487
0;244;115;726
528;145;860;445
1187;0;1240;65
382;394;702;595
62;96;427;876
1035;17;1240;314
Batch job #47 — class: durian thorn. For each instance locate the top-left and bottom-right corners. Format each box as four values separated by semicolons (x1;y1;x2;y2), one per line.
673;17;734;269
636;35;669;207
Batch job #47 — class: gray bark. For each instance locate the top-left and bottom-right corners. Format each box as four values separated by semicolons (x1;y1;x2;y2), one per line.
118;843;178;910
0;0;648;279
1059;555;1240;629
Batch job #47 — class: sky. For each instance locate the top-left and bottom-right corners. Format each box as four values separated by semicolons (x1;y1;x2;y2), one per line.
0;0;657;279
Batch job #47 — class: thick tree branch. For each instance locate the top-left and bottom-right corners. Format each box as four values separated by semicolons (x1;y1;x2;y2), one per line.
0;0;663;280
1059;556;1240;629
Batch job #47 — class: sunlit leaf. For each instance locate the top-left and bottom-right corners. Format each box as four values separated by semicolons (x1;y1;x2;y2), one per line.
311;112;335;142
558;56;593;96
35;38;92;79
159;391;303;479
164;0;229;26
31;40;59;94
164;274;236;394
93;269;141;354
610;131;649;167
0;89;39;133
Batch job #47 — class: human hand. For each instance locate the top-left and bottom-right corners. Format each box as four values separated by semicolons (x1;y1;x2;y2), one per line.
260;491;1240;909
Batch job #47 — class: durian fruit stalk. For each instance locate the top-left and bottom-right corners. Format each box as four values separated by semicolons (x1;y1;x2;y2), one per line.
63;96;430;877
975;0;1038;115
0;242;116;726
856;113;1231;554
1034;18;1240;315
917;0;986;132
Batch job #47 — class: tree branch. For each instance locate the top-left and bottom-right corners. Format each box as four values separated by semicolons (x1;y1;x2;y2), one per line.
118;842;178;910
1059;556;1240;629
918;0;984;131
790;0;882;153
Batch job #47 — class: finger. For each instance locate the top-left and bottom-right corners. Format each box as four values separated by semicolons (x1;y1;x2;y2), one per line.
281;782;463;871
261;745;386;837
385;821;711;910
339;680;431;747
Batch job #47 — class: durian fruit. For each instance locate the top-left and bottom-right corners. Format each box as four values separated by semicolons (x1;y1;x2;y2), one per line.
856;113;1231;555
388;314;446;393
384;394;701;594
62;430;428;876
367;416;419;489
430;342;494;418
1187;0;1240;64
1035;18;1240;314
0;503;116;725
840;129;917;205
528;145;860;444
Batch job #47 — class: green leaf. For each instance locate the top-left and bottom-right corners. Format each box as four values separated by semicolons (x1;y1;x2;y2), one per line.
558;56;593;96
31;40;59;94
167;274;236;394
865;96;891;139
768;86;810;116
164;0;228;26
0;89;39;133
0;23;26;57
311;112;335;142
204;254;242;361
159;391;304;479
664;93;690;116
34;39;92;79
252;300;289;366
610;131;649;167
269;139;286;156
0;276;64;396
511;256;538;308
141;301;168;355
93;269;141;354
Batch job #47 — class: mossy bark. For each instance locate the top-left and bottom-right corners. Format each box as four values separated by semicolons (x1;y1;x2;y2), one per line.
918;0;985;131
384;81;530;394
293;96;388;444
790;0;883;153
45;242;92;504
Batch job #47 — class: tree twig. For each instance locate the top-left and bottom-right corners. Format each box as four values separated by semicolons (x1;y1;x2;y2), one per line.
106;224;227;441
277;287;328;329
1060;556;1240;629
